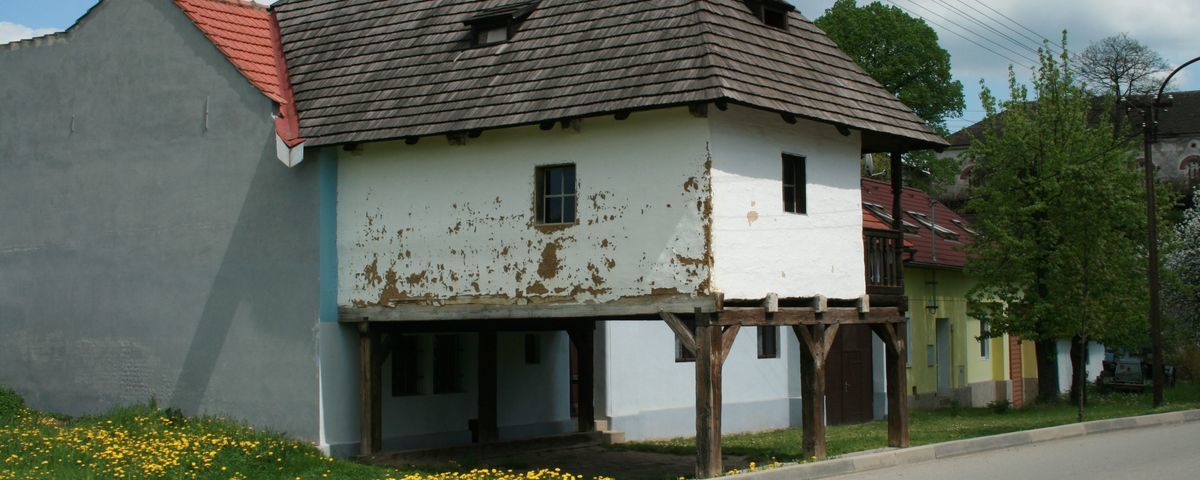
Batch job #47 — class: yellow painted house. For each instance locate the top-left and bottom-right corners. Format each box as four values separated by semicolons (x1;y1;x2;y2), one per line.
863;179;1038;408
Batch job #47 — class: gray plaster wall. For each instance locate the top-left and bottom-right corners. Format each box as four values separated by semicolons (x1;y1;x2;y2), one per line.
0;0;321;441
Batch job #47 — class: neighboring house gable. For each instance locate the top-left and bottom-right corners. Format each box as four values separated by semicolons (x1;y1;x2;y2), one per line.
0;0;320;442
861;179;1036;408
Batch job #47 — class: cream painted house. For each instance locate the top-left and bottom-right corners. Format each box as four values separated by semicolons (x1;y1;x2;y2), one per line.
273;0;948;471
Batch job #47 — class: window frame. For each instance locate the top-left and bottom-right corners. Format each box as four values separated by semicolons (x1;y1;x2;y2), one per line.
782;154;807;215
524;333;541;365
535;164;577;225
391;335;423;397
979;320;991;359
757;325;780;359
432;334;465;394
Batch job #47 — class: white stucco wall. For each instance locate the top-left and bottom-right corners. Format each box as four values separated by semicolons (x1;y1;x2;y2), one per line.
337;108;713;307
708;106;867;300
603;320;799;440
1056;340;1106;394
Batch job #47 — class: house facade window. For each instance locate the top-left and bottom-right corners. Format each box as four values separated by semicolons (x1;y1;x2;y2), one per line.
433;335;465;394
524;333;541;365
391;335;422;397
757;325;779;359
782;154;806;214
536;164;576;224
979;320;990;359
675;316;697;362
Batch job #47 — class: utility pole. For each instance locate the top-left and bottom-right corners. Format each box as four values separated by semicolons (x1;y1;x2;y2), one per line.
1140;55;1200;408
1141;102;1165;408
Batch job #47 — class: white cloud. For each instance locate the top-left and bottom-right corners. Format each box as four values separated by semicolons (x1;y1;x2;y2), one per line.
0;21;59;44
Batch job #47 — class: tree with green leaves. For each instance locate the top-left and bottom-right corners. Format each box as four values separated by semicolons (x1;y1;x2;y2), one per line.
1165;189;1200;352
816;0;964;191
963;36;1162;418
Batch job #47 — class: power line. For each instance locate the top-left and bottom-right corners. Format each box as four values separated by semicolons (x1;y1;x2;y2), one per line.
888;0;1036;68
967;0;1072;55
901;0;1039;65
933;0;1041;56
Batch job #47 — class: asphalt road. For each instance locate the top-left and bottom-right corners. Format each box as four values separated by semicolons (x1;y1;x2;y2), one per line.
829;421;1200;480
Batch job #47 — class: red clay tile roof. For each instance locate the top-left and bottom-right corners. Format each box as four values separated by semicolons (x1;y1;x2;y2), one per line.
861;178;973;269
176;0;286;104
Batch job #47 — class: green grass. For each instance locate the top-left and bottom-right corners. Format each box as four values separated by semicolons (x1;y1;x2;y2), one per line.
0;385;434;480
615;383;1200;463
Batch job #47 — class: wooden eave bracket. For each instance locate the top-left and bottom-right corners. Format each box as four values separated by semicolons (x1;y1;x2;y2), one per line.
660;311;697;354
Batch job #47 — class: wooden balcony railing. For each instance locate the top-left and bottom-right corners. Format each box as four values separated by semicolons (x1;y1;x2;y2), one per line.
864;228;904;296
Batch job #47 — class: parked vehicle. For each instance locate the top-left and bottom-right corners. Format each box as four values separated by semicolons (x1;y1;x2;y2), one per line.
1097;350;1176;392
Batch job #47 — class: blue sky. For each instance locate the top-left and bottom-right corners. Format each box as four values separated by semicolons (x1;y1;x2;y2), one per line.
3;0;1197;133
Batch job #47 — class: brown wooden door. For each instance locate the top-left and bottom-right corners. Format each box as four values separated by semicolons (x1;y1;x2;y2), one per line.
825;325;874;425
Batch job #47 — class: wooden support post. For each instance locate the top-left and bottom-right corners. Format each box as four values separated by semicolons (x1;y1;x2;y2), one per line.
568;325;596;433
358;321;382;455
694;312;722;478
794;322;840;460
873;323;910;448
890;151;906;289
477;331;499;443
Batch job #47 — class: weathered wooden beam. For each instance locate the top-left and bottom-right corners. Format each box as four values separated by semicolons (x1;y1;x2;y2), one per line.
568;325;596;433
886;324;910;448
794;322;838;460
694;312;722;478
358;321;381;455
719;325;740;366
661;311;698;355
812;295;828;313
477;331;499;443
689;103;709;118
717;306;905;326
763;292;779;313
341;294;718;323
858;295;870;313
447;133;468;146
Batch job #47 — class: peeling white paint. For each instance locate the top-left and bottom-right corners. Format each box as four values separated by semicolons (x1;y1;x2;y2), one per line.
708;105;867;300
337;108;713;307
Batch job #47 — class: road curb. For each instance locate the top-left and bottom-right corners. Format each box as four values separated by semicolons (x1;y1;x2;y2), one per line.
722;409;1200;480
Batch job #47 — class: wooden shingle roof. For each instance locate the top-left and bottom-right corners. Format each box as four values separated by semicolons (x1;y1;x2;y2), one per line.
272;0;948;150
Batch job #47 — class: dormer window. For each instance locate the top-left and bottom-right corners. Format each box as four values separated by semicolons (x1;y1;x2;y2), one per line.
464;1;538;46
744;0;794;29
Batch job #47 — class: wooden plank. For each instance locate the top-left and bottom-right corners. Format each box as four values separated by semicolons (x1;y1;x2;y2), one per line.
477;331;499;443
661;311;698;355
341;294;718;322
694;313;722;478
568;325;596;433
358;322;381;455
719;325;741;366
820;323;841;363
719;307;905;326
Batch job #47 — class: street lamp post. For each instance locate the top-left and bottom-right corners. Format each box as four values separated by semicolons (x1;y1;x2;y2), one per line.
1141;55;1200;408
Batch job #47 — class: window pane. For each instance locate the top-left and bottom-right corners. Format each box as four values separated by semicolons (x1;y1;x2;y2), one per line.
563;196;576;223
562;166;575;194
547;168;562;195
783;186;795;213
782;157;794;187
545;197;562;224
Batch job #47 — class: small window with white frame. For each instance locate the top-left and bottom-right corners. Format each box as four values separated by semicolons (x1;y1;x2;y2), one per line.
979;320;990;359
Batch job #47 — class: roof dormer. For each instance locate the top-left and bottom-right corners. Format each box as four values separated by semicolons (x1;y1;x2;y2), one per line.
744;0;794;30
464;1;539;46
